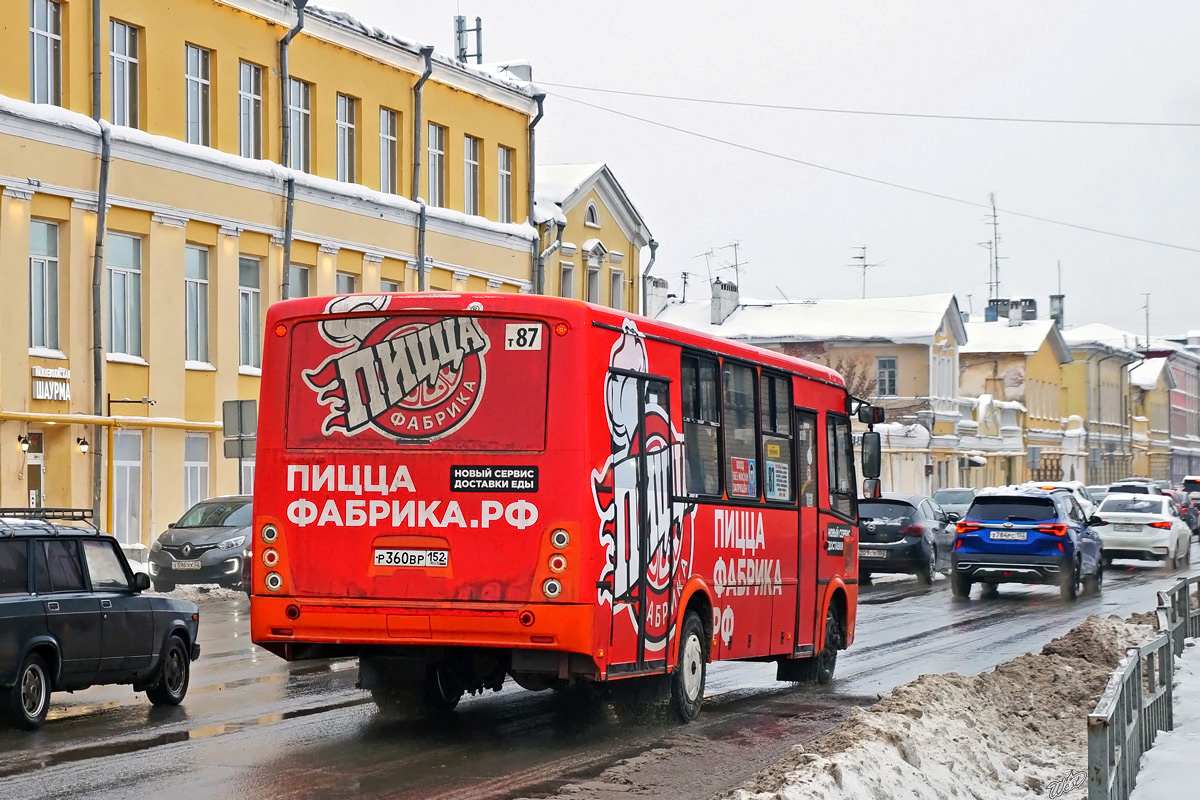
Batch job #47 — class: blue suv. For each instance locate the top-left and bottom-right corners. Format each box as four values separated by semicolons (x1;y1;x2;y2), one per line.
951;487;1105;600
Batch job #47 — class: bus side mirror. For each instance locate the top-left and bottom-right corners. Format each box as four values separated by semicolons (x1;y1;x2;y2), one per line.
858;405;885;425
862;478;882;499
862;431;881;479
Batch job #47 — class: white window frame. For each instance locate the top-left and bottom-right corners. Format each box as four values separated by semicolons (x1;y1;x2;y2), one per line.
240;459;256;495
288;78;311;172
184;433;210;510
239;256;261;369
876;357;898;397
238;61;262;159
560;262;575;299
463;135;480;216
609;268;624;310
497;145;513;223
380;108;398;194
29;219;59;350
113;430;142;546
288;264;310;299
584;201;601;228
184;246;210;363
184;44;211;146
110;20;139;127
30;0;62;106
336;272;357;294
427;122;446;208
336;93;356;183
107;234;142;357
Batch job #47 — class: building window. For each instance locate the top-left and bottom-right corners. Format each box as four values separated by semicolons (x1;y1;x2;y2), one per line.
336;272;357;294
681;354;721;496
241;460;256;494
184;44;211;146
288;78;311;172
380;278;400;293
113;430;142;545
29;220;59;350
723;362;758;498
30;0;62;105
238;257;261;368
498;146;513;223
585;201;601;228
184;434;209;510
336;93;356;182
238;61;262;159
560;263;574;298
184;246;209;363
587;267;600;303
287;264;310;298
463;135;480;216
609;269;624;310
107;234;142;357
110;20;139;127
380;108;398;194
876;357;897;397
427;122;446;207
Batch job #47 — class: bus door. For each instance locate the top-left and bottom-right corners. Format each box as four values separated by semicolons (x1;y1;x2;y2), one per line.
818;411;857;596
605;372;676;674
792;409;820;654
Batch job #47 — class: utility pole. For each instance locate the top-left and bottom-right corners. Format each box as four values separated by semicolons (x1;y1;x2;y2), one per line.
681;271;689;303
1142;293;1151;348
984;194;1006;299
845;245;884;298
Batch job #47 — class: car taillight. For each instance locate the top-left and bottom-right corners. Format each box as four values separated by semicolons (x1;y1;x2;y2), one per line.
898;524;924;536
1037;523;1068;536
956;521;980;534
1149;521;1173;529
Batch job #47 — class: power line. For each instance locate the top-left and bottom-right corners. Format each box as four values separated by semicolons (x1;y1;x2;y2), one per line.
541;81;1200;129
550;92;1200;255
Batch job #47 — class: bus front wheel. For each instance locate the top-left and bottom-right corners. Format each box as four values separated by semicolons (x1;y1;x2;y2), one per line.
670;611;708;723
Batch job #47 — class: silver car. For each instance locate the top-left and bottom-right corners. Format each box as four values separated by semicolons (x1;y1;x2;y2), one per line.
148;496;252;592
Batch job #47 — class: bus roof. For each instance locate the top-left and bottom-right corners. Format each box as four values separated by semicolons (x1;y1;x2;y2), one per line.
268;293;847;390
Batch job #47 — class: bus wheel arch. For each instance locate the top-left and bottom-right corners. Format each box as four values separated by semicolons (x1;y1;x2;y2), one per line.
676;583;713;655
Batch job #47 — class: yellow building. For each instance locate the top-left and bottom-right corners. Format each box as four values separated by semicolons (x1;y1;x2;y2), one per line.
1060;324;1141;484
0;0;548;547
533;163;652;310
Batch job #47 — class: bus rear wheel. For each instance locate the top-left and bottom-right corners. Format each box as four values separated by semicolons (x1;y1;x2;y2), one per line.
670;611;708;722
371;665;462;719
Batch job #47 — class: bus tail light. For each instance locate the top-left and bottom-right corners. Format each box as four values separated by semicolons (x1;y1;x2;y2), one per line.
274;323;288;337
542;578;562;599
550;529;570;549
265;572;284;592
262;548;279;567
518;610;535;627
261;524;279;543
285;604;301;620
548;553;567;574
554;323;569;336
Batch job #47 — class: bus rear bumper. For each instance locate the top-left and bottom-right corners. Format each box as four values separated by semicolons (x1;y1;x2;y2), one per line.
250;597;595;657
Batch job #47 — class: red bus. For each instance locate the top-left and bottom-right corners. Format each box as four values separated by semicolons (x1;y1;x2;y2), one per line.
249;293;881;721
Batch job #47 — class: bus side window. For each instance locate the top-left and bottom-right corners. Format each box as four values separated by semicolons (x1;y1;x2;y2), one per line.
722;362;759;498
795;410;817;507
760;373;793;503
826;413;856;518
681;354;721;496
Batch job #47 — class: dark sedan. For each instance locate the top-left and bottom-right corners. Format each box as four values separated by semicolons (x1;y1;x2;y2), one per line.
149;496;252;592
857;493;955;585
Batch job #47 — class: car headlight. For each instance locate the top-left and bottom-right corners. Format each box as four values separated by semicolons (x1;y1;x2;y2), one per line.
152;540;163;552
219;535;247;551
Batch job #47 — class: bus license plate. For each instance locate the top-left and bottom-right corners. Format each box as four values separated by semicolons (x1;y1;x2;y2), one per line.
990;530;1027;541
172;560;202;570
859;549;887;559
373;549;449;568
1113;524;1141;532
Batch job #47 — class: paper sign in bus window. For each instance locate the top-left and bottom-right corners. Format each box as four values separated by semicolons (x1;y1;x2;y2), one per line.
765;461;790;501
731;457;756;497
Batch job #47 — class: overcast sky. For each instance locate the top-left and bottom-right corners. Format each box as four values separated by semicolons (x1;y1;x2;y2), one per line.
333;0;1200;336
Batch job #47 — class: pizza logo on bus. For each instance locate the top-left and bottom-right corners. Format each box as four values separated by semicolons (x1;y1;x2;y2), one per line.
301;295;490;441
592;320;695;652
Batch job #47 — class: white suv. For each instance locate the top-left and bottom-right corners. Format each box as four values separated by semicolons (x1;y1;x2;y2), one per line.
1021;481;1098;517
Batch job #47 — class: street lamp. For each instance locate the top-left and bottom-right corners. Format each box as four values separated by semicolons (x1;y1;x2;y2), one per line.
77;437;90;454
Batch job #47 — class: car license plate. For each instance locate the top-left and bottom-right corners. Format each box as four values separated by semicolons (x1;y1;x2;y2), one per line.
373;549;449;568
859;548;887;559
989;530;1027;541
172;560;202;571
1113;524;1142;532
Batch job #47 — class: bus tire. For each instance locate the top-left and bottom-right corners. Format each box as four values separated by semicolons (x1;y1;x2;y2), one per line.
810;605;842;685
670;611;708;722
423;664;463;713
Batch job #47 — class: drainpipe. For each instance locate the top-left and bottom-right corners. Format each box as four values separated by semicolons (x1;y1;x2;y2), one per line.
92;0;103;120
1094;352;1116;481
536;221;564;295
279;1;307;300
640;239;659;316
528;93;546;292
412;46;434;290
91;122;112;522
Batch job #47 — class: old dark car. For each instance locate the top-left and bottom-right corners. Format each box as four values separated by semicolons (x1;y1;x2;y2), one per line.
0;509;201;730
149;496;252;592
857;493;955;585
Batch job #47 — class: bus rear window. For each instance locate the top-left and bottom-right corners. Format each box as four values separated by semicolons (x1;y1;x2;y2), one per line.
285;314;548;450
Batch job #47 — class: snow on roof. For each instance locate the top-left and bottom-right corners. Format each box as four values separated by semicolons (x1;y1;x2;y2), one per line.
1061;322;1143;350
656;292;964;345
959;319;1071;362
535;164;605;206
1130;357;1170;390
0;95;536;243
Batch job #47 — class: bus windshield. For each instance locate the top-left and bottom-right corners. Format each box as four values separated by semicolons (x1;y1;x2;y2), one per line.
285;312;549;451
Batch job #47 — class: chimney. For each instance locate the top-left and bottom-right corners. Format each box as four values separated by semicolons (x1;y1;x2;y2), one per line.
984;305;999;323
1020;298;1037;320
711;279;739;325
987;298;1010;319
644;276;670;318
1007;299;1022;323
1049;294;1065;329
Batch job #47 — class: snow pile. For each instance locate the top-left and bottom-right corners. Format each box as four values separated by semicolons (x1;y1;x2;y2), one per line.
731;615;1154;800
147;585;246;603
1131;642;1200;799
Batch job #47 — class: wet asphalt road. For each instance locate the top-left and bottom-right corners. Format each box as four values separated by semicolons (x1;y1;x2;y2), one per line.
2;543;1196;800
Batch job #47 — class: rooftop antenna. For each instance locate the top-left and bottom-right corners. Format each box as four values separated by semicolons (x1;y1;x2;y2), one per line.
453;15;483;63
693;249;715;283
717;241;747;283
1142;293;1151;348
845;245;884;298
1057;260;1063;295
983;193;1007;299
681;271;690;302
775;285;790;301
